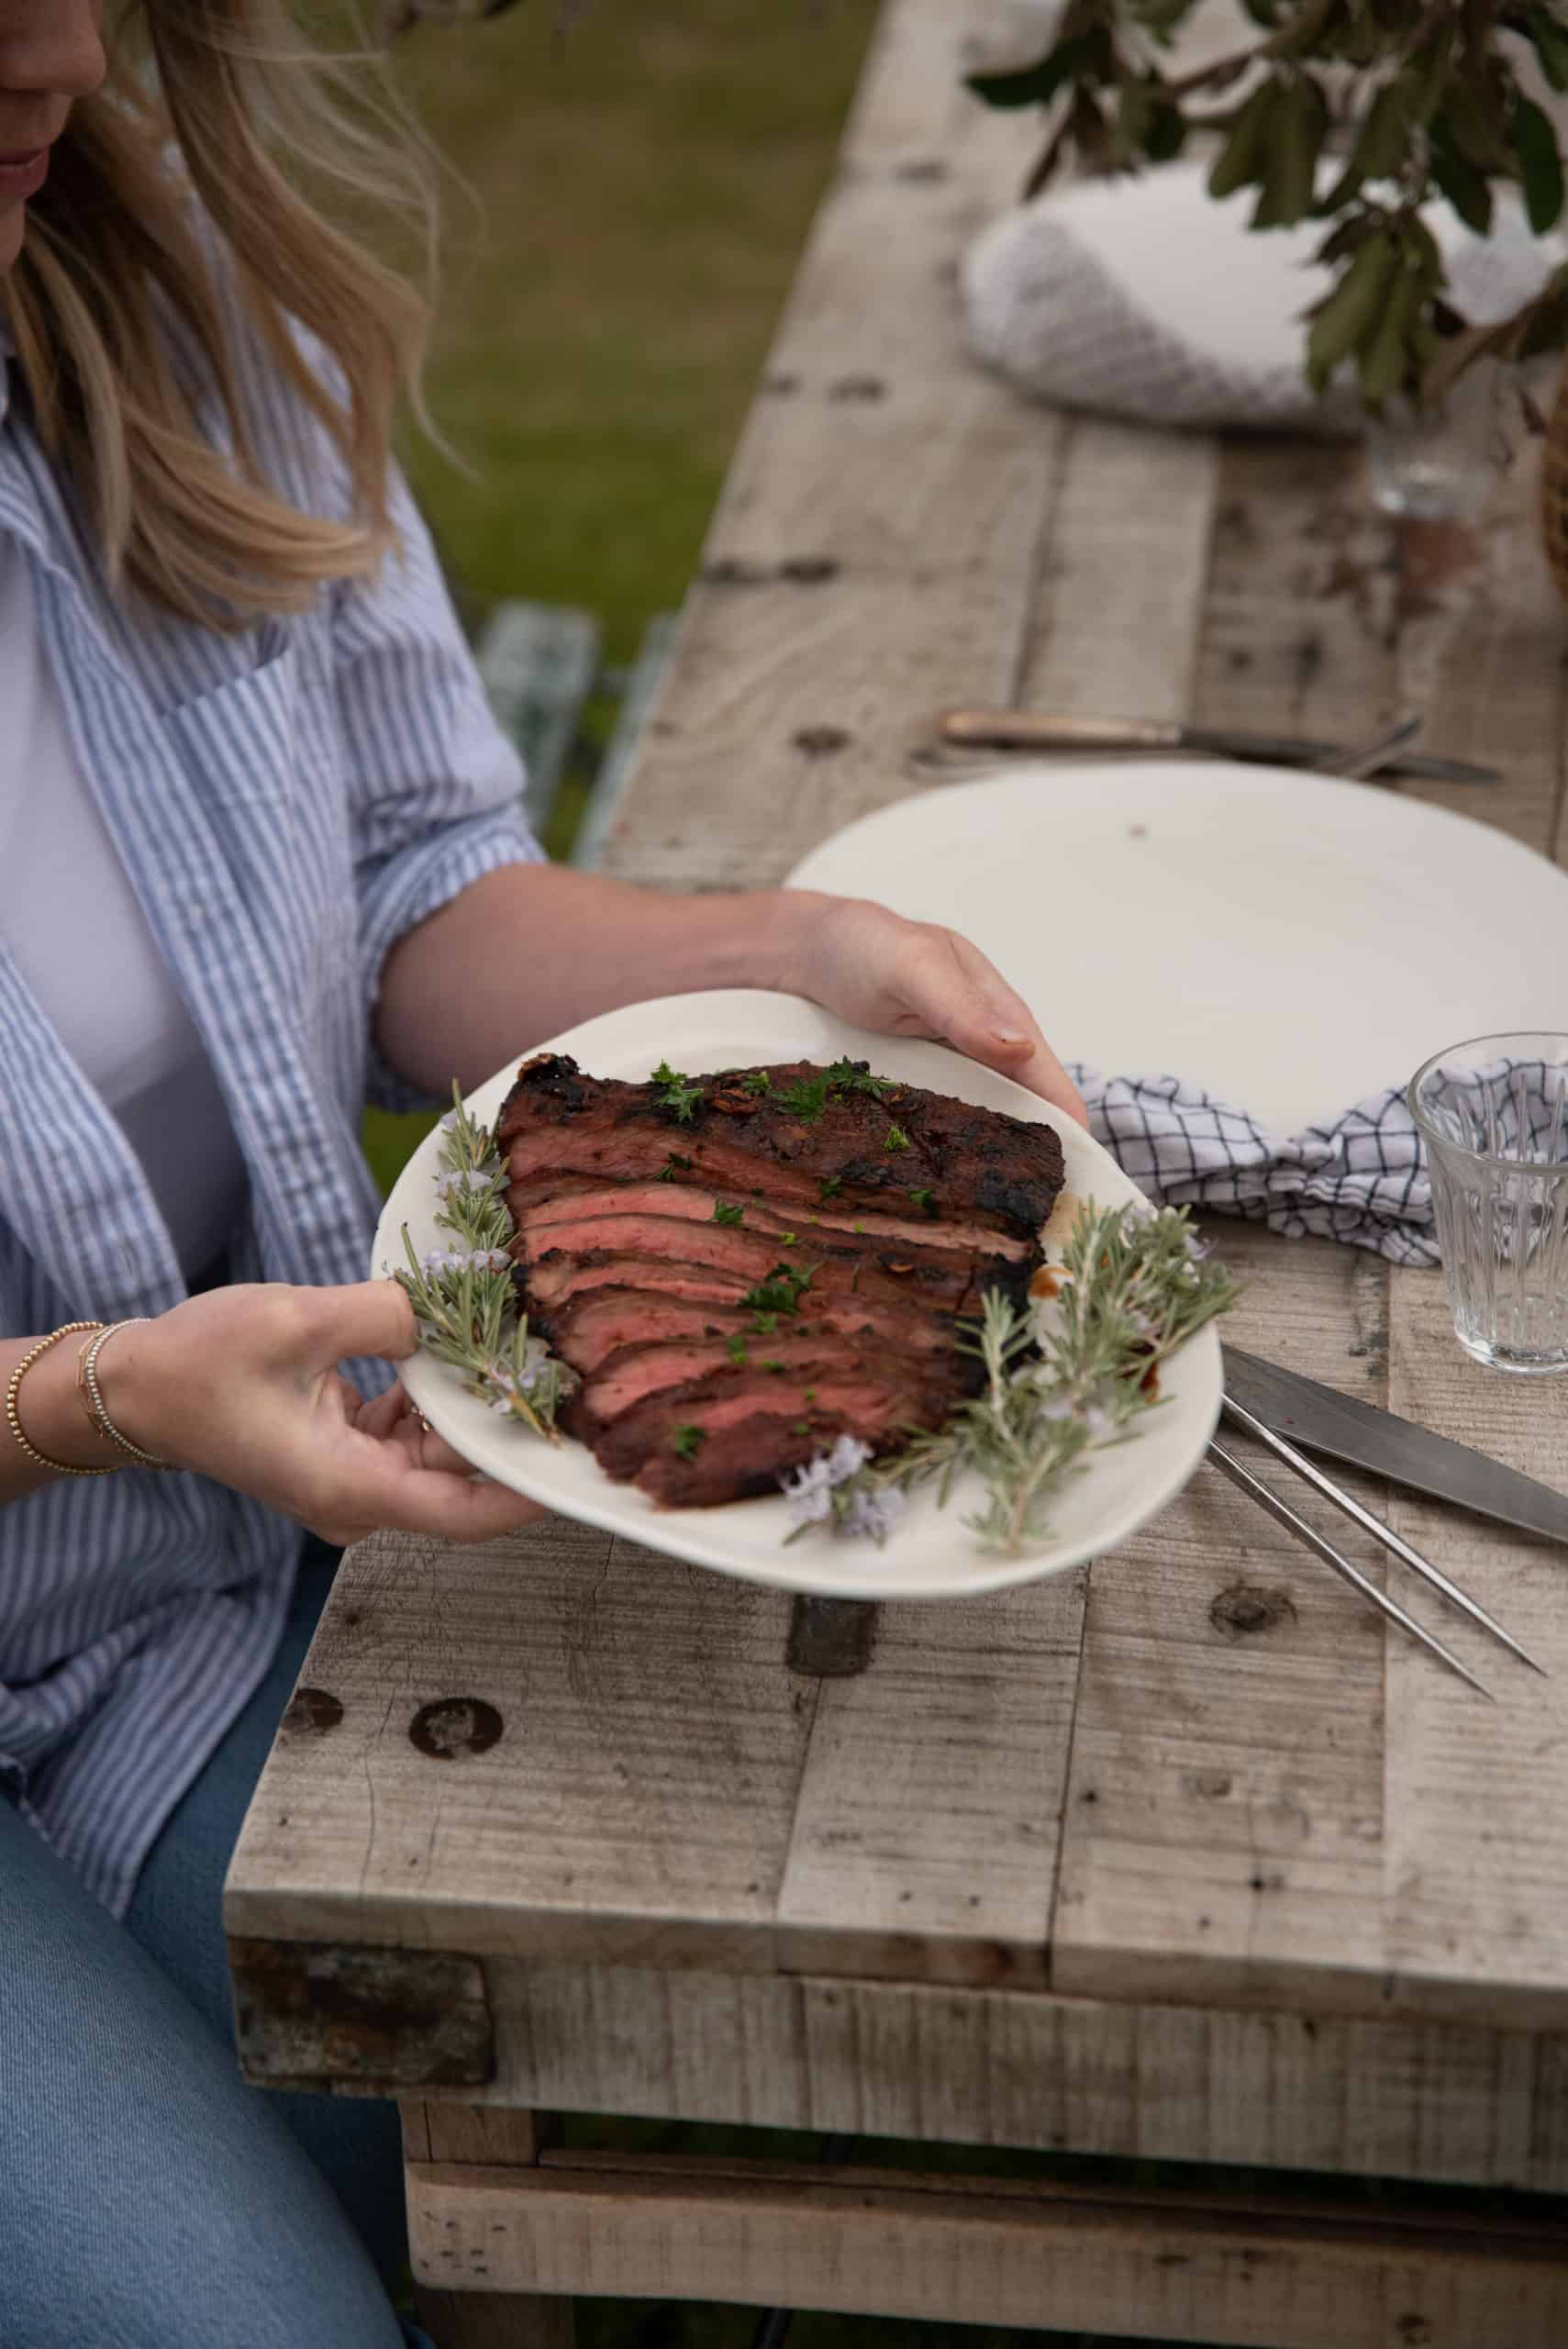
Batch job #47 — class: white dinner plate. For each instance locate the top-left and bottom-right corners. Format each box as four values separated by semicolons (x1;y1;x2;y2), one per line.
786;763;1568;1137
375;991;1222;1602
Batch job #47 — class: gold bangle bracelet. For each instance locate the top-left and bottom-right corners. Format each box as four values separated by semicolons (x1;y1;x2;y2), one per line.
6;1323;114;1476
77;1320;175;1472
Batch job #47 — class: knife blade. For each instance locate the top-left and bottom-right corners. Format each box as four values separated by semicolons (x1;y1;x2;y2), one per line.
1222;1343;1568;1546
935;709;1499;785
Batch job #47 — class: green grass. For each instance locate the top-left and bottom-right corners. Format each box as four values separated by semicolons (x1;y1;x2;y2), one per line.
395;0;883;664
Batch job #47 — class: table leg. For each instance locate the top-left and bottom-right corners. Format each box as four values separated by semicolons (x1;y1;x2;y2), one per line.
402;2102;575;2349
786;1596;877;1675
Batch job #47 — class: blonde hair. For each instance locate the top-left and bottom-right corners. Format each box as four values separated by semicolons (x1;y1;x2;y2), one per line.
4;1;437;629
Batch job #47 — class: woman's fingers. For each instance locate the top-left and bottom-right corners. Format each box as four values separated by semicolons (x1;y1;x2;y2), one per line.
290;1278;419;1369
895;927;1089;1128
314;1469;544;1547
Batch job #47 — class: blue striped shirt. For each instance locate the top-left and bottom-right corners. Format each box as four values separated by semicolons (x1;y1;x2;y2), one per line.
0;286;540;1917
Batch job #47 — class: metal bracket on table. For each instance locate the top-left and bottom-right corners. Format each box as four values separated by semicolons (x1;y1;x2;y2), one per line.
786;1596;878;1676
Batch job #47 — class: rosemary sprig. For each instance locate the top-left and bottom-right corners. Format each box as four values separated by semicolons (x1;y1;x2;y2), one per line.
395;1084;573;1442
784;1202;1239;1557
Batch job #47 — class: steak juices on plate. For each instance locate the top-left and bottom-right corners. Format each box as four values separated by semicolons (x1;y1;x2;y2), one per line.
496;1052;1066;1508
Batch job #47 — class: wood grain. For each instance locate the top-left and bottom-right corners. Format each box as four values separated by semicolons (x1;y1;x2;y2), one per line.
473;1959;1568;2193
1051;1220;1393;2017
224;1520;816;1970
775;1574;1085;1987
407;2154;1568;2345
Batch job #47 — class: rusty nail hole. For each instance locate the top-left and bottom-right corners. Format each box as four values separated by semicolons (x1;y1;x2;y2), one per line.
792;725;851;759
1209;1583;1296;1640
409;1698;504;1759
282;1687;344;1734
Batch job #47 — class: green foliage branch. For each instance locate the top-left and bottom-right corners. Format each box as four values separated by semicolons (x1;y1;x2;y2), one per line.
967;0;1568;407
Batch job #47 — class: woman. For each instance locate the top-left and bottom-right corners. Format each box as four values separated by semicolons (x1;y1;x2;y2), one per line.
0;4;1082;2343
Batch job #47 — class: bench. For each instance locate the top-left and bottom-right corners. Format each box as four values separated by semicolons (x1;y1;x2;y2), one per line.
472;599;681;864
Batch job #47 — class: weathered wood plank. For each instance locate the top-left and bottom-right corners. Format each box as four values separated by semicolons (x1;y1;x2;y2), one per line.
593;0;1057;892
775;1576;1085;1987
224;1520;817;1969
410;2106;576;2346
1016;417;1219;722
1377;1268;1568;2030
406;2154;1568;2345
471;1960;1568;2193
1051;1218;1393;2018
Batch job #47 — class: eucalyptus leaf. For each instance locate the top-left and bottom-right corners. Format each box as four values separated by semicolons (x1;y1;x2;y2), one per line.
1305;228;1397;391
1207;75;1279;198
1429;122;1496;234
966;36;1095;111
1358;259;1421;406
1523;2;1568;94
1251;74;1329;226
1514;95;1565;231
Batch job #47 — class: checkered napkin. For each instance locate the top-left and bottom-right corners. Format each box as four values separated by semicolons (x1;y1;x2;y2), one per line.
1069;1068;1439;1265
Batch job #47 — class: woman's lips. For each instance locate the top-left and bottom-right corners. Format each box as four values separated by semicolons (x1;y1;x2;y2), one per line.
0;150;50;200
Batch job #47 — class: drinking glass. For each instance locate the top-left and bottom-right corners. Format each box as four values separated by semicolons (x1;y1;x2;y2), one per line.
1364;361;1505;524
1409;1033;1568;1373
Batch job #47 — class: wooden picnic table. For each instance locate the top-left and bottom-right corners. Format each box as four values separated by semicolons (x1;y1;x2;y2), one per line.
227;3;1568;2342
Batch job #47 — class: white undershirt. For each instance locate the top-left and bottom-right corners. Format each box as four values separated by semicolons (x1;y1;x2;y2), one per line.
0;533;249;1278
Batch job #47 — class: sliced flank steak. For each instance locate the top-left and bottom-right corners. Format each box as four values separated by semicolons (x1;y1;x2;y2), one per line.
497;1051;1064;1507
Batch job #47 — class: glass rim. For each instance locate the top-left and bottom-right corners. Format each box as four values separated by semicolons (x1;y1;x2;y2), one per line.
1407;1030;1568;1169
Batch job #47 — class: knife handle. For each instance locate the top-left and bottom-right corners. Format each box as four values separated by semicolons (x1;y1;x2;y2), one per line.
938;710;1182;751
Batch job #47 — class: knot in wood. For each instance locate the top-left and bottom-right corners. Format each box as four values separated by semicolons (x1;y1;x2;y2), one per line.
792;725;851;759
282;1687;343;1735
408;1698;504;1759
1209;1583;1296;1641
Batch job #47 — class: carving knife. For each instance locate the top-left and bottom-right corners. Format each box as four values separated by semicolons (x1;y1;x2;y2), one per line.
1222;1344;1568;1545
933;709;1499;785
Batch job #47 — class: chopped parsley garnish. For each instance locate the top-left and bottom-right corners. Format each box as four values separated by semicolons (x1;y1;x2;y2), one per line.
713;1201;745;1226
826;1056;896;1099
804;1387;817;1403
907;1187;939;1218
651;1061;705;1123
670;1423;706;1460
726;1333;749;1365
750;1310;780;1336
818;1174;843;1200
792;1419;812;1436
657;1152;694;1183
762;1358;786;1373
779;1231;798;1246
884;1124;911;1152
739;1263;813;1315
741;1071;771;1097
777;1073;830;1123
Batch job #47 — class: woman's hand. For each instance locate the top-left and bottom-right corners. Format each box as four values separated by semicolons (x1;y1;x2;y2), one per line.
781;893;1088;1128
99;1282;543;1546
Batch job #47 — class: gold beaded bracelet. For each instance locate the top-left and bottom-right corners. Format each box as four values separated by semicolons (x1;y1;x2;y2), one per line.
6;1322;114;1476
77;1320;175;1472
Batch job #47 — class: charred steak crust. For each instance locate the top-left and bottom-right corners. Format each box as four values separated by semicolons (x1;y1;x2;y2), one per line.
497;1053;1063;1508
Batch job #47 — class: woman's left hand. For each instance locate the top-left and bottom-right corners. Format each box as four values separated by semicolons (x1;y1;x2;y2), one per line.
781;892;1088;1128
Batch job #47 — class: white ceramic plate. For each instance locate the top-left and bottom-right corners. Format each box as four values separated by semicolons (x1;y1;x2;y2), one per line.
375;991;1222;1602
786;763;1568;1138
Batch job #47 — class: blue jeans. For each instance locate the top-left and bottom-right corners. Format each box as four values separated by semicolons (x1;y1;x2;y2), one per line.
1;1541;433;2349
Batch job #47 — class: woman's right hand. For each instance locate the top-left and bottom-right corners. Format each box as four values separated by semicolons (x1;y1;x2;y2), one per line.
97;1280;543;1546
